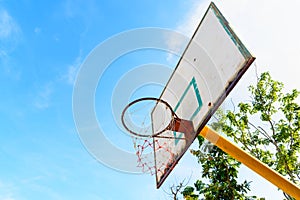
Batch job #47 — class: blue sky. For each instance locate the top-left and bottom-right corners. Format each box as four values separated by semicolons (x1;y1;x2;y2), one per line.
1;0;299;200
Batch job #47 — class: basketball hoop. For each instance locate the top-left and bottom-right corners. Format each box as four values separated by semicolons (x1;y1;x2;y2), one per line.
121;97;195;179
121;97;195;139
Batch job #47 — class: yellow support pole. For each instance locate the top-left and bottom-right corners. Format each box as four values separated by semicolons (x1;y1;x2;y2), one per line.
200;126;300;199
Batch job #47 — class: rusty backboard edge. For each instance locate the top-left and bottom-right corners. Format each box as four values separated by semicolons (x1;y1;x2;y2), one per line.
195;56;256;141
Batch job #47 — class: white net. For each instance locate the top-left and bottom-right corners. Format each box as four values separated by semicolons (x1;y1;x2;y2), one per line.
132;137;174;176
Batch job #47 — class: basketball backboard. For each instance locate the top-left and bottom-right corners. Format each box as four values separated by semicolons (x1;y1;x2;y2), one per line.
152;2;255;188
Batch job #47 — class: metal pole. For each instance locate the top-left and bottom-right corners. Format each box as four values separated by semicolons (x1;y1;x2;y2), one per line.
200;126;300;199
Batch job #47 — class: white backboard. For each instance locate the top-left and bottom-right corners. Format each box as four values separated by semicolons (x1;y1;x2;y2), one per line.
153;2;255;188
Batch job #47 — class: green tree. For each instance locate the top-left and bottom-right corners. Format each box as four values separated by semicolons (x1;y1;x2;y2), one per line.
187;135;259;200
183;72;300;199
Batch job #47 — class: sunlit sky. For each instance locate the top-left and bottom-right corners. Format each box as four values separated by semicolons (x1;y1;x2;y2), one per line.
1;0;299;200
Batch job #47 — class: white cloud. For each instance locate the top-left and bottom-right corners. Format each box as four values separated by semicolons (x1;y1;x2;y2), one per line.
0;180;17;200
0;7;22;80
0;9;19;39
34;27;41;34
175;1;208;37
165;1;208;64
0;195;16;200
62;0;97;20
62;53;82;85
65;64;79;85
33;83;53;109
0;49;8;59
1;197;15;200
0;8;21;46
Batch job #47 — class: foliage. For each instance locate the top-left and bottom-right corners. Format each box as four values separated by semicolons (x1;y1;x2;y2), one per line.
187;135;259;200
220;72;300;199
182;72;300;200
181;186;199;200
